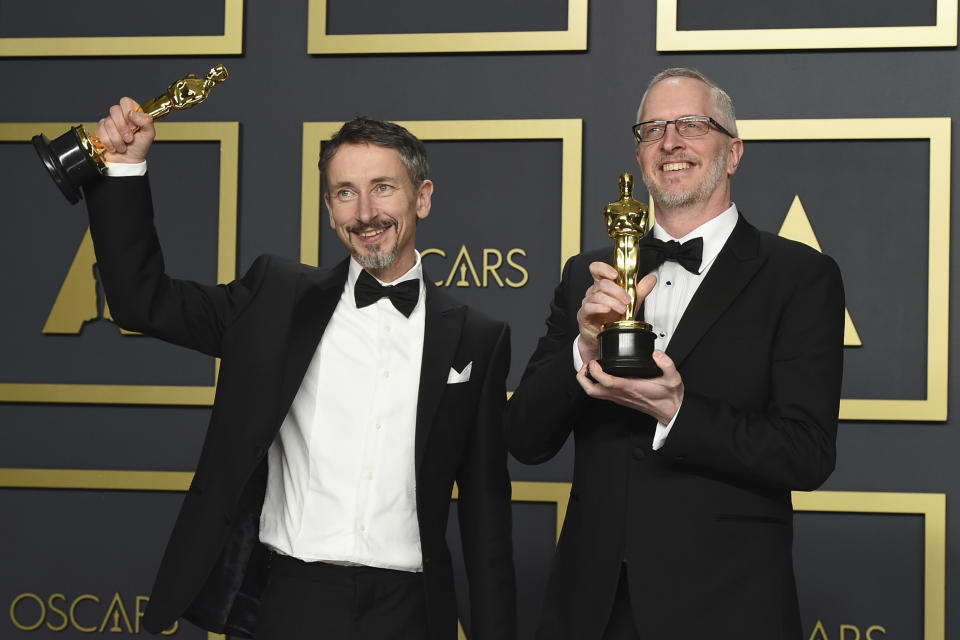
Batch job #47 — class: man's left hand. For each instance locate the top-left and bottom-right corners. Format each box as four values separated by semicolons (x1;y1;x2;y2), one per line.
576;350;684;424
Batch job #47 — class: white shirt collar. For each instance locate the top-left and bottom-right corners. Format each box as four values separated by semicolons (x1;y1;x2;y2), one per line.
652;203;739;268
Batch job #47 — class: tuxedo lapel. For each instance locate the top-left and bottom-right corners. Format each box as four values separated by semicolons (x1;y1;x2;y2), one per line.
277;258;349;419
665;217;767;368
415;283;465;473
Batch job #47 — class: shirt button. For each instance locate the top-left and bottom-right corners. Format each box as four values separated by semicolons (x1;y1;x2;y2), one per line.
383;370;390;379
368;472;373;480
359;524;365;532
632;446;646;460
666;281;672;286
385;325;391;333
375;422;382;430
659;332;666;338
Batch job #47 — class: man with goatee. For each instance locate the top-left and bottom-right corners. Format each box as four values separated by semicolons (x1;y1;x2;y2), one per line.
85;106;517;640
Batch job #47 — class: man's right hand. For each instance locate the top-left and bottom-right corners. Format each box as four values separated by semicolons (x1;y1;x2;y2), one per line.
576;261;656;363
96;97;155;164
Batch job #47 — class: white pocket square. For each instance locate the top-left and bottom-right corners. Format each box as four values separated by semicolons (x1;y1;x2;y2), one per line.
447;362;472;384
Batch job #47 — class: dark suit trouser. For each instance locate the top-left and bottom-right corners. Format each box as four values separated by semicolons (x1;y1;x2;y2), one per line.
600;565;641;640
256;554;429;640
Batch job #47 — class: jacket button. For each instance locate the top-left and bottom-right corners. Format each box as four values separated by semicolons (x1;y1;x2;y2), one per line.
223;514;232;526
632;447;646;460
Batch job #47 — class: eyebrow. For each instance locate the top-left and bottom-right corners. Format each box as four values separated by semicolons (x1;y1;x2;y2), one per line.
641;114;705;121
330;175;399;189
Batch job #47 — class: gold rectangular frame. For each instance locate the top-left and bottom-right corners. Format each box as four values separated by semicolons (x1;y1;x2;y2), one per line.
452;480;571;542
0;0;242;56
7;472;934;638
1;471;571;640
736;118;950;421
510;480;573;542
300;119;582;273
463;480;945;640
451;480;571;639
656;0;958;50
0;467;224;639
0;122;239;405
792;490;946;640
307;0;588;53
429;480;945;639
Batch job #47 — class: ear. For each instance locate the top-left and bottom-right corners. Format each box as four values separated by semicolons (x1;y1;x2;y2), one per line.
726;138;744;176
324;192;335;229
416;180;434;221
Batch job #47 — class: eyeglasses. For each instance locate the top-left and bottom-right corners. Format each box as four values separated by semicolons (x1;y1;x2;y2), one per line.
632;116;735;143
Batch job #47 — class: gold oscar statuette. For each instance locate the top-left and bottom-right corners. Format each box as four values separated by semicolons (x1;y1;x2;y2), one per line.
32;64;229;205
596;172;662;377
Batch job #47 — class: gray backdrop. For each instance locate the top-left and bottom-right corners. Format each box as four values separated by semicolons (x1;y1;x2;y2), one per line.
0;1;954;638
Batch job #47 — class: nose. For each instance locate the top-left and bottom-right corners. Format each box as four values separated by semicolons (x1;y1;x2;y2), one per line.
659;122;686;151
355;193;376;223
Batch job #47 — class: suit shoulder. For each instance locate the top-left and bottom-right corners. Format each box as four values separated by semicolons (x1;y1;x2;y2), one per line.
245;254;344;278
462;302;509;336
429;287;508;336
756;230;841;275
557;246;609;284
566;246;609;269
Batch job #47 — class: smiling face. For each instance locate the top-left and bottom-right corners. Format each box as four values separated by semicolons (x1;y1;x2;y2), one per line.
324;142;433;282
636;76;743;224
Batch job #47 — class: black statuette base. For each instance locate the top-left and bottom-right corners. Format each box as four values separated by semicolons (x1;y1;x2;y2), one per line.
32;126;105;205
597;325;662;378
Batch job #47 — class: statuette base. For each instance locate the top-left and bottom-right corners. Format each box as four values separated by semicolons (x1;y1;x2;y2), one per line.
597;323;662;378
32;125;105;204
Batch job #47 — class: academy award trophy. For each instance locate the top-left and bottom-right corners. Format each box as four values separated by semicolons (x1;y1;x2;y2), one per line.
32;64;229;204
596;172;662;378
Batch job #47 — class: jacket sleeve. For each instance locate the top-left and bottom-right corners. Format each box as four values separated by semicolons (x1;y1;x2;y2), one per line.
455;321;518;640
85;175;267;357
504;254;589;465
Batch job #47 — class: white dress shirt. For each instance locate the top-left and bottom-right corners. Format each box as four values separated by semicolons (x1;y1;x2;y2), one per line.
574;204;739;449
108;161;428;570
259;255;427;571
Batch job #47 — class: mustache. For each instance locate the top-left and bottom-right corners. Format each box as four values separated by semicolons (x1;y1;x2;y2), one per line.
347;219;397;234
654;154;697;166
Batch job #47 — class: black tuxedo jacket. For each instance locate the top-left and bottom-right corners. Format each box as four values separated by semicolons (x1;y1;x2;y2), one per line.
505;215;844;640
85;176;517;640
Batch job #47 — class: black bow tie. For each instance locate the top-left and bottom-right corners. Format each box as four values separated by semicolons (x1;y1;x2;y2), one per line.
354;269;420;317
640;236;703;274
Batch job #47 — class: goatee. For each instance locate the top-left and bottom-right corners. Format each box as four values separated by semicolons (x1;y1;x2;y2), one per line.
349;221;400;270
644;145;728;208
356;244;399;270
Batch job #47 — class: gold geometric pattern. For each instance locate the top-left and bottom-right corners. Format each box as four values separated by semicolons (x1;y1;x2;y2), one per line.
300;120;583;276
656;0;958;51
307;0;588;54
0;0;243;56
777;195;862;347
0;121;239;405
1;472;940;640
737;118;950;422
41;227;133;335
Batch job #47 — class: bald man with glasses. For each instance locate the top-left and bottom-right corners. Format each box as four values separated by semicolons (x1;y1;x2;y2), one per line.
505;67;845;640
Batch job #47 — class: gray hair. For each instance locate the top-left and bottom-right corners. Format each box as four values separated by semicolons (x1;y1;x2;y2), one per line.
319;116;429;191
636;67;738;136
